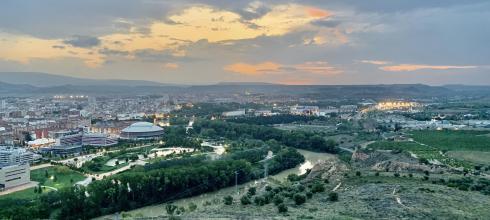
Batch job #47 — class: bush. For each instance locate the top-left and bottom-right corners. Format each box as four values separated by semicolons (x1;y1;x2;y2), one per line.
375;172;380;176
306;191;313;199
223;195;233;205
408;173;413;178
311;183;325;193
293;193;306;205
394;173;400;177
288;174;300;182
240;195;252;205
328;192;339;202
423;176;429;181
165;204;178;215
265;185;272;191
254;196;266;206
188;202;197;212
355;171;361;176
419;158;429;165
277;203;288;213
273;195;284;205
247;187;256;196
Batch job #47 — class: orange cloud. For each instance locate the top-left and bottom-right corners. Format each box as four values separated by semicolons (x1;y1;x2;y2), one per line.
224;62;281;75
380;64;477;72
224;61;341;76
0;4;333;67
306;7;330;18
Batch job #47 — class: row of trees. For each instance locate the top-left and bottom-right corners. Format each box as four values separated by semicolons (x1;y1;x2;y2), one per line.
194;120;338;153
0;143;305;220
227;115;328;125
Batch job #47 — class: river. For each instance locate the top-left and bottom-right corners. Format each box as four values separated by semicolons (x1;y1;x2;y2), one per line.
97;149;335;219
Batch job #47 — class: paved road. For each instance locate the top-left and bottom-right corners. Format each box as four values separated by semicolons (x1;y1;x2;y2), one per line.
0;181;38;196
31;163;53;170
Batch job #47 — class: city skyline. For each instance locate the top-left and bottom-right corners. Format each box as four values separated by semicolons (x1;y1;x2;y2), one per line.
1;0;489;85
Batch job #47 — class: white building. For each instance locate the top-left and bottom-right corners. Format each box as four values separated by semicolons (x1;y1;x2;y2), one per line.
0;146;39;167
0;163;30;190
340;105;358;113
290;106;320;116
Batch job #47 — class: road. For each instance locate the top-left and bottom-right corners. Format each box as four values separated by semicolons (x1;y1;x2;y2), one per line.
0;181;38;196
31;163;53;170
56;143;156;168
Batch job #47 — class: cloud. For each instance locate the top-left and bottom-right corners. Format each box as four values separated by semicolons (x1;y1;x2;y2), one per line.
294;61;342;75
63;35;101;48
380;64;478;72
312;19;342;28
0;32;103;67
224;61;341;76
224;61;281;75
51;45;66;49
0;3;334;68
360;60;390;65
163;63;179;70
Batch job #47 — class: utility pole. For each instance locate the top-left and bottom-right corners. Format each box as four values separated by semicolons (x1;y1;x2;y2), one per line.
235;171;238;195
264;162;268;179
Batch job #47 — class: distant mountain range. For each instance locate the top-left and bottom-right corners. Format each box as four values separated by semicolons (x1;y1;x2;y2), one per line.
1;72;490;98
0;72;179;87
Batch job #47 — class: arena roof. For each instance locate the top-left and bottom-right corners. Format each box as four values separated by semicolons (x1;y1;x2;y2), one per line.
121;122;163;133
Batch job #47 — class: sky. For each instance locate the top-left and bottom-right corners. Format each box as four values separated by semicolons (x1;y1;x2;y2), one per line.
0;0;489;85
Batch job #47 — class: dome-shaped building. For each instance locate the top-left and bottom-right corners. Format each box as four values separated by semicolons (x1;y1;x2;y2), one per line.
120;122;164;140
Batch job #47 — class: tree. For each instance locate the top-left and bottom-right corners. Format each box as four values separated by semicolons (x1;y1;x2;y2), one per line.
328;192;338;202
240;195;251;205
277;203;288;213
254;196;266;206
293;193;306;205
165;204;178;215
223;195;233;205
273;195;284;205
247;187;256;196
311;182;325;193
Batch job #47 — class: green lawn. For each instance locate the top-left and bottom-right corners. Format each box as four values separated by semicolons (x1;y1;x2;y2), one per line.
0;166;84;200
31;166;86;189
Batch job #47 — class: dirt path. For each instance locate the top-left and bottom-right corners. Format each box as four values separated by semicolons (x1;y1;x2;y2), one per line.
392;186;408;208
332;182;342;191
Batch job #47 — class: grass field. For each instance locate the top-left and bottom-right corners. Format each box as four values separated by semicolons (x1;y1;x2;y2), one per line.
31;166;86;189
447;151;490;166
368;141;468;168
410;130;490;151
0;166;85;200
368;130;490;168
